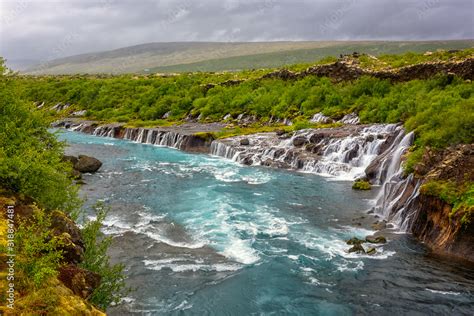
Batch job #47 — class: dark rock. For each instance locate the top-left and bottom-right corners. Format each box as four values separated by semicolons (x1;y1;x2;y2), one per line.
346;237;364;245
309;133;324;144
346;144;360;161
240;138;250;146
365;235;387;244
273;148;286;159
305;143;322;154
275;129;285;136
366;247;377;255
58;265;101;299
50;210;84;264
74;155;102;173
348;244;365;254
63;155;78;165
292;136;307;147
241;156;253;165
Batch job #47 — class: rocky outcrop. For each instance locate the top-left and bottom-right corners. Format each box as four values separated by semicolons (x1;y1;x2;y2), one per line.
370;144;474;262
259;58;474;83
0;190;103;313
58;265;101;299
50;210;85;264
410;192;474;262
408;145;474;262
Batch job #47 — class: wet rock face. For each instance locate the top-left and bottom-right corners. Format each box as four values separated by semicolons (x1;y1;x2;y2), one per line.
406;144;474;262
58;265;101;299
411;193;474;263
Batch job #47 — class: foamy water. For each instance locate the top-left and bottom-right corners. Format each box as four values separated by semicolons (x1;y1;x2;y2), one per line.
59;130;474;315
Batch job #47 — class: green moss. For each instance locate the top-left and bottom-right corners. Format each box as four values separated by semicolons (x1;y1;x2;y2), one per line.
403;147;423;175
420;180;474;226
352;180;372;190
193;132;215;141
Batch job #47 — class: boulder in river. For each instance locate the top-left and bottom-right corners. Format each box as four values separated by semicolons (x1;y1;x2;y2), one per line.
74;155;102;173
366;247;377;255
366;235;387;244
346;237;364;245
348;243;365;254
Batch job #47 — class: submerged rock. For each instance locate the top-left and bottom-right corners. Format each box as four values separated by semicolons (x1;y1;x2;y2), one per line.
366;247;377;255
346;237;364;245
371;220;387;230
348;243;365;254
365;235;387;244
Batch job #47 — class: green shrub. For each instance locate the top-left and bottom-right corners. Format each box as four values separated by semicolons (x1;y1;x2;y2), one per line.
80;203;129;310
420;180;474;225
15;208;64;289
0;76;79;213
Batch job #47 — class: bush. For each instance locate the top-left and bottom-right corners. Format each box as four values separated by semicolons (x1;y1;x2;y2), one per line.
80;203;128;310
0;78;79;213
15;208;64;289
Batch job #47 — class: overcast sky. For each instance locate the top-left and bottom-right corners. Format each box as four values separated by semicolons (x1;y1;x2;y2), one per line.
1;0;473;62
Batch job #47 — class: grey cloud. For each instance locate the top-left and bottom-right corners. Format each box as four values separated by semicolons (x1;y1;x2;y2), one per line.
0;0;473;62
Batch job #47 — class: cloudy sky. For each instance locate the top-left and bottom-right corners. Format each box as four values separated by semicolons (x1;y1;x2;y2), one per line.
1;0;473;62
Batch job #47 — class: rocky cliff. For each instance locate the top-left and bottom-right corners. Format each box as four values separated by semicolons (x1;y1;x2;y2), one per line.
263;56;474;82
0;190;105;315
410;145;473;262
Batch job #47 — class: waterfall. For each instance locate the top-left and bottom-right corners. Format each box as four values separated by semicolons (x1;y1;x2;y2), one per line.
371;131;419;229
211;124;402;180
63;119;421;230
65;123;193;152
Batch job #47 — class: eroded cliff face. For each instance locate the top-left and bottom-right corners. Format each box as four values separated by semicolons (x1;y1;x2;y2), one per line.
410;193;474;262
409;145;474;262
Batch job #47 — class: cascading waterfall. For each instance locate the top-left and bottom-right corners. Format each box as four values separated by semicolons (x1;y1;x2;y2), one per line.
371;131;420;229
211;124;403;180
63;119;420;231
64;123;190;151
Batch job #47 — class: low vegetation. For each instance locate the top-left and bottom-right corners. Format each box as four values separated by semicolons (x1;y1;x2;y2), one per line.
11;49;474;164
420;180;474;225
0;58;126;313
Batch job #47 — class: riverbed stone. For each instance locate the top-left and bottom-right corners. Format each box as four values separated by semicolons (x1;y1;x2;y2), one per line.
75;155;102;173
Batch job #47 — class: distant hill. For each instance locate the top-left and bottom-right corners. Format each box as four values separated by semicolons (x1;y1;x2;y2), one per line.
24;40;474;75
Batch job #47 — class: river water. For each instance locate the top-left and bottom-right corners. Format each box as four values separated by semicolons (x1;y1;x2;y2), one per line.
58;130;474;315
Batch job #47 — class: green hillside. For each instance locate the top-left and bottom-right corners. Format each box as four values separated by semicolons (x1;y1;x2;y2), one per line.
24;40;474;75
149;40;474;73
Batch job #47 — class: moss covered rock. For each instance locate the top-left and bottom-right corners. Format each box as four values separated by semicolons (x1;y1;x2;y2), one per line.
352;180;372;190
